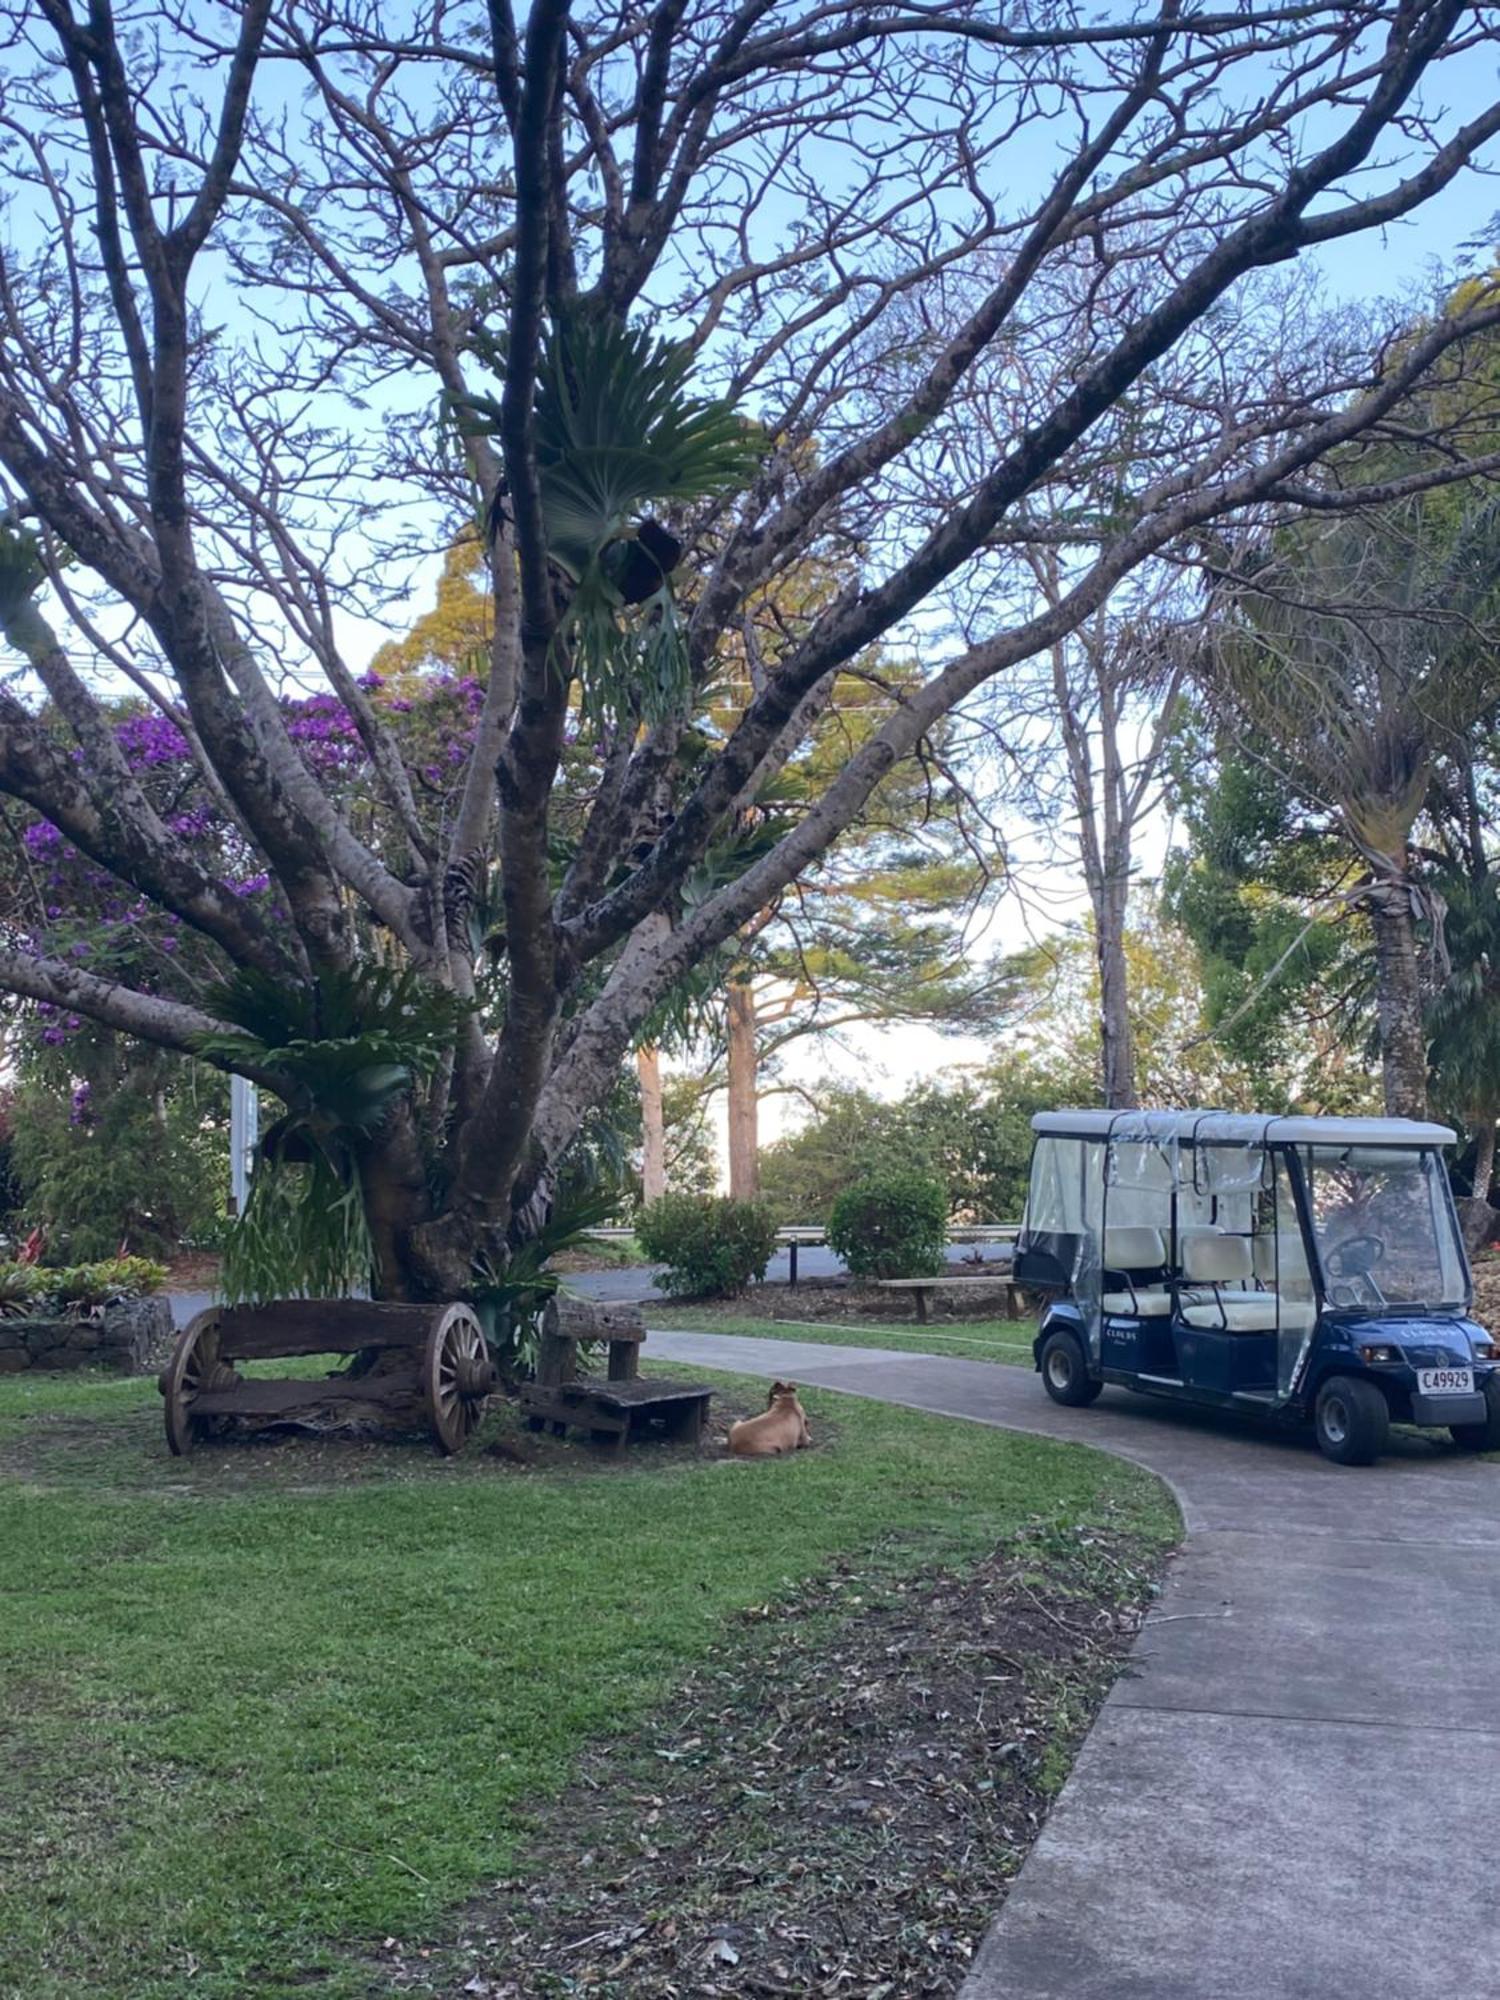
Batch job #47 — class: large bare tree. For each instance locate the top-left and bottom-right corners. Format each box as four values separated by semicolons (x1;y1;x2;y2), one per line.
2;0;1500;1297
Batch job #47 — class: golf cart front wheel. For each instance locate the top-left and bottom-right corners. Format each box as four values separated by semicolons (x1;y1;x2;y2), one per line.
1450;1376;1500;1452
1040;1328;1102;1408
1314;1374;1389;1466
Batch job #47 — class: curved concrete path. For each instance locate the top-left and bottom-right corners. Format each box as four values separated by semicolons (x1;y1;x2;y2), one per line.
648;1329;1500;2000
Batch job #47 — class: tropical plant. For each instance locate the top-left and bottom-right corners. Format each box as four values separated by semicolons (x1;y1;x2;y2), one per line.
0;1264;43;1316
0;1256;165;1317
44;1258;167;1313
827;1168;949;1280
469;1186;624;1382
1427;865;1500;1203
1203;492;1500;1116
462;310;760;726
196;966;471;1304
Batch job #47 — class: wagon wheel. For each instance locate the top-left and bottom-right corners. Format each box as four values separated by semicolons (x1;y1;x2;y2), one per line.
424;1305;495;1455
159;1311;240;1457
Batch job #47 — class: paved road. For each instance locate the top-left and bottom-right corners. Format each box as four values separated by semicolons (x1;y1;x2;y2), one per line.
645;1328;1500;2000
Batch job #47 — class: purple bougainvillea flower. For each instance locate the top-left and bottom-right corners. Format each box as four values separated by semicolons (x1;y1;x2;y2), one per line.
116;713;190;767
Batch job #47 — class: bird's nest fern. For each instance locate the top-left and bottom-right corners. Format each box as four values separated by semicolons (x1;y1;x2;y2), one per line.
456;307;762;730
195;965;472;1306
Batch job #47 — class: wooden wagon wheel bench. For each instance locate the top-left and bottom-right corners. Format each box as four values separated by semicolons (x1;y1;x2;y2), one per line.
158;1299;498;1456
518;1297;713;1451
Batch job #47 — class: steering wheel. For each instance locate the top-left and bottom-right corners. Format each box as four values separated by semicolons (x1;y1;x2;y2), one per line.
1325;1232;1385;1277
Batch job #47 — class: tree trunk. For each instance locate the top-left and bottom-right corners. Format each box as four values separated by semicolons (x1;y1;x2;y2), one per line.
636;1043;666;1205
726;979;759;1200
1097;867;1137;1109
1366;876;1429;1120
1472;1115;1496;1204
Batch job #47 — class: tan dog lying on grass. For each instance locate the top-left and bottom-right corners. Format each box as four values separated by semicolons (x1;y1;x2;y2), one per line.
728;1381;812;1457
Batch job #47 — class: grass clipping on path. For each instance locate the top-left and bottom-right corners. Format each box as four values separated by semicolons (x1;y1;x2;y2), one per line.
374;1523;1166;2000
0;1367;1175;2000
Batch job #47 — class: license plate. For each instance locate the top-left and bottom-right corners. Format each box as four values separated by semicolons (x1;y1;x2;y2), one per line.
1418;1367;1473;1395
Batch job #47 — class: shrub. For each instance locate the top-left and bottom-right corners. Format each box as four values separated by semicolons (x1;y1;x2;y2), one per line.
827;1168;949;1280
636;1193;778;1298
0;1257;169;1317
46;1258;168;1311
0;1263;44;1317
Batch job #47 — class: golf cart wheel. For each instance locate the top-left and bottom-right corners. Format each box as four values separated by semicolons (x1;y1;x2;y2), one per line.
1040;1328;1102;1408
1314;1374;1389;1466
1450;1376;1500;1452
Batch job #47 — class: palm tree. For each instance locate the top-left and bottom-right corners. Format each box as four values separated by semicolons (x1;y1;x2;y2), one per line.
1205;493;1500;1119
1427;863;1500;1206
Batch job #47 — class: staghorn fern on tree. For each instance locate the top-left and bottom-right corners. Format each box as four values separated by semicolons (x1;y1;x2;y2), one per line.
194;967;472;1305
458;308;762;727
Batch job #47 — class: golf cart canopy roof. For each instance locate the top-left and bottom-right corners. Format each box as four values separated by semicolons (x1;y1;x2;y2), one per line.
1029;1110;1458;1149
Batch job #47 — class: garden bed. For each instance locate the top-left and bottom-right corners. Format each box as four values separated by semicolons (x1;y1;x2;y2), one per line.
693;1268;1021;1323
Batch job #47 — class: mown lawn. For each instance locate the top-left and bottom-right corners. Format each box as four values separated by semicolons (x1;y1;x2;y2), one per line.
0;1363;1173;2000
644;1300;1040;1363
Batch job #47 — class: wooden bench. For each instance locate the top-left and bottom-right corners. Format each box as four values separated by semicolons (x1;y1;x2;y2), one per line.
518;1296;712;1451
157;1298;496;1456
876;1274;1029;1324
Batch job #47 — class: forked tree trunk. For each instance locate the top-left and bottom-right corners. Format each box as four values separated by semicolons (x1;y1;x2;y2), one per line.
636;1043;667;1204
1365;874;1429;1120
726;979;760;1200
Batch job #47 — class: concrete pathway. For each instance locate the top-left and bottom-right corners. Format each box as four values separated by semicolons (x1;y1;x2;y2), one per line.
646;1329;1500;2000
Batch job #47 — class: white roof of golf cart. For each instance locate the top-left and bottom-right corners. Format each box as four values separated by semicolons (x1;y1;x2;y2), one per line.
1030;1110;1457;1147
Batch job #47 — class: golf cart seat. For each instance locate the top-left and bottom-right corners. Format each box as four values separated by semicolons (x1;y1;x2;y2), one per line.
1101;1226;1174;1317
1180;1294;1314;1332
1179;1230;1266;1331
1104;1288;1175;1316
1179;1232;1317;1333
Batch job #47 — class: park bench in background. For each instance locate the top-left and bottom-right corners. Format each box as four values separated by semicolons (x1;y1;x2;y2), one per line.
519;1296;712;1450
876;1274;1030;1325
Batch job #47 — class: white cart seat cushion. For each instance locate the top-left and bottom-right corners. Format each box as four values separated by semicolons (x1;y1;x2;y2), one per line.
1102;1288;1175;1318
1181;1295;1318;1333
1102;1225;1168;1269
1179;1232;1254;1284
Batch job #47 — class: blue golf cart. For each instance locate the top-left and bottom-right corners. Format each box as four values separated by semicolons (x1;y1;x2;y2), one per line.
1015;1110;1500;1465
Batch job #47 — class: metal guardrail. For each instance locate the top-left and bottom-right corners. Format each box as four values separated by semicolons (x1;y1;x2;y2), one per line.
593;1220;1022;1286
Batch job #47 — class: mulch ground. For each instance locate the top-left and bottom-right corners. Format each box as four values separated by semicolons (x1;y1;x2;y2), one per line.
687;1267;1022;1324
1470;1257;1500;1333
364;1522;1169;1999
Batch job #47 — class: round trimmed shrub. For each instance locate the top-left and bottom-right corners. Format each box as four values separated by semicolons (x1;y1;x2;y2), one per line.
636;1193;779;1298
827;1168;948;1280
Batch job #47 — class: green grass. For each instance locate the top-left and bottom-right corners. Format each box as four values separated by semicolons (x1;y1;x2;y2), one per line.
0;1363;1173;2000
644;1301;1039;1363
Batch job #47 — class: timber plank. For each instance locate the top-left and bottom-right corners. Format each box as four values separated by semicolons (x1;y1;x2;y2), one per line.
213;1300;438;1360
